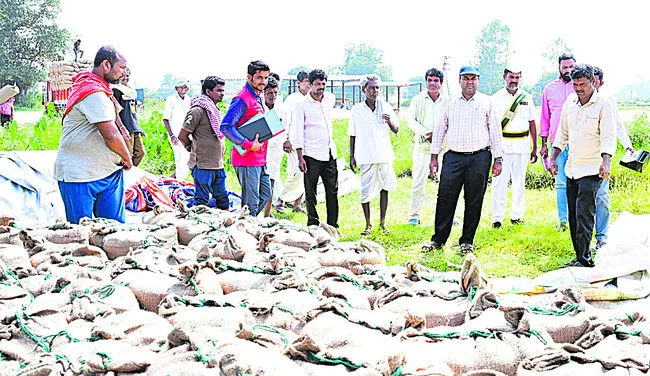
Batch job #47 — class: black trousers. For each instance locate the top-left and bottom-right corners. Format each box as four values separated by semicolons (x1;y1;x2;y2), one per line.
303;155;339;227
432;149;491;245
567;175;601;266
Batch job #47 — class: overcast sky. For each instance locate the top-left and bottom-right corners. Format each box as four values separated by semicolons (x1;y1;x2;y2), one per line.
58;0;642;94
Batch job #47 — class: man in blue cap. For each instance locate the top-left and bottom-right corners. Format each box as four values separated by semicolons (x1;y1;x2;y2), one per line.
423;65;504;254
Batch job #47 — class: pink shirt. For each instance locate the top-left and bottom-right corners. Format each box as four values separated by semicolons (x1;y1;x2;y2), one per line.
540;78;574;143
0;97;15;116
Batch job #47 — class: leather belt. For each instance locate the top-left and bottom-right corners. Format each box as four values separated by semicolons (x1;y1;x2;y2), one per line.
449;146;490;155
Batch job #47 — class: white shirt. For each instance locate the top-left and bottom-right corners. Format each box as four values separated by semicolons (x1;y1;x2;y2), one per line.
264;100;289;148
491;88;537;154
283;91;309;142
163;93;191;137
408;90;449;153
348;99;398;165
554;91;617;180
291;91;337;162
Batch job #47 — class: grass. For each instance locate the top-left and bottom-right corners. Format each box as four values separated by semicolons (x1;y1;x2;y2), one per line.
3;101;650;278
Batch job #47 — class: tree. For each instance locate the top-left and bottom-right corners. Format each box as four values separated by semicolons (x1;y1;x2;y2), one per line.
542;37;573;72
287;66;310;76
523;71;556;106
0;0;69;102
474;20;510;95
338;43;392;80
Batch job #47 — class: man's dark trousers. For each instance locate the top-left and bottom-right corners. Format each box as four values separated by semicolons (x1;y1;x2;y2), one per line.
567;175;601;267
303;154;339;227
431;149;491;245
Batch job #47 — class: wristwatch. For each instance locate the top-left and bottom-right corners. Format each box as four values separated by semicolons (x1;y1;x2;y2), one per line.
494;157;503;163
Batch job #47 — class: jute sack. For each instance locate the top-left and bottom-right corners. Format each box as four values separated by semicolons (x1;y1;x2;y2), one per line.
30;222;90;245
0;284;32;321
177;262;224;296
20;274;71;297
379;296;468;328
62;278;140;313
201;338;308;375
187;231;228;259
0;244;33;272
313;240;385;270
89;223;178;260
58;339;158;374
398;342;454;376
218;270;268;294
112;269;194;312
0;226;21;246
263;227;317;251
238;290;299;332
167;306;256;347
288;312;406;375
145;352;214;376
91;310;173;351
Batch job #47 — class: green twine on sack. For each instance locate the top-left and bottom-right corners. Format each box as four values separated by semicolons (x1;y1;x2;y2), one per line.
188;278;202;295
14;311;51;352
196;339;217;364
391;365;404;376
42;330;81;350
626;313;636;322
96;352;111;372
44;273;52;280
529;303;583;316
339;274;369;290
614;328;644;336
307;351;364;370
252;325;289;349
468;286;479;301
95;285;115;299
273;305;294;315
527;330;548;345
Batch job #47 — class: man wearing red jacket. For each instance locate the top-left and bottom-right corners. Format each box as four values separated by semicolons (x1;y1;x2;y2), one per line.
54;45;131;223
220;61;269;216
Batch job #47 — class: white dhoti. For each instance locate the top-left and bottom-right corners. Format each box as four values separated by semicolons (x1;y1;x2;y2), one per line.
278;150;304;202
266;137;285;183
492;152;528;222
409;149;431;219
360;162;397;204
170;140;190;181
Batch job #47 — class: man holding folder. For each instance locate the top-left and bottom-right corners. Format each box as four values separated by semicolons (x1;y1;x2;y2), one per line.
220;61;270;216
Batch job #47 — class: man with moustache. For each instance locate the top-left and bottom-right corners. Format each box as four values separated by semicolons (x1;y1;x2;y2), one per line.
407;68;448;226
424;66;504;254
163;79;192;180
274;70;310;213
291;69;338;228
490;63;538;228
549;64;616;267
178;76;229;209
54;45;132;224
220;60;269;217
540;54;576;231
349;74;399;235
112;67;146;167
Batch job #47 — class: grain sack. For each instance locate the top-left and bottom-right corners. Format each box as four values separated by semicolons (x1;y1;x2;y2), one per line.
20;274;71;297
314;240;385;271
0;244;33;272
398;342;455;376
62;278;140;313
0;284;32;320
0;226;21;246
30;222;90;245
460;253;489;294
211;338;308;375
167;306;255;347
264;227;317;251
188;232;229;260
251;270;316;293
146;351;214;376
238;290;299;332
177;262;224;296
91;310;172;350
288;312;405;375
112;269;194;312
233;218;264;239
63;339;157;373
217;270;267;294
89;223;178;260
380;296;468;328
307;223;338;246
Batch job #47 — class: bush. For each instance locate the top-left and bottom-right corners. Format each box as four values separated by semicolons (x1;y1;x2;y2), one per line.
0;103;61;151
626;112;650;150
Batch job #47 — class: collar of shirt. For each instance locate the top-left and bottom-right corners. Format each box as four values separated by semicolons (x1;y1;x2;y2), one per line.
573;90;600;108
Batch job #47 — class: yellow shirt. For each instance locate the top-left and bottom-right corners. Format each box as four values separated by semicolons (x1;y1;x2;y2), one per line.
553;91;617;179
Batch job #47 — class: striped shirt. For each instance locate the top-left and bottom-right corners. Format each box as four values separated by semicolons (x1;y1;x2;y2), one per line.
431;92;504;158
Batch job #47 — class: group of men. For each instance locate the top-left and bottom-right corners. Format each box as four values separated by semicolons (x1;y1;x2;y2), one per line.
54;45;630;268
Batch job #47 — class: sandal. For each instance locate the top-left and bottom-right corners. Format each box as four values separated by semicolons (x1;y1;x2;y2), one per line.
460;243;474;254
422;240;443;251
380;224;391;234
360;226;372;236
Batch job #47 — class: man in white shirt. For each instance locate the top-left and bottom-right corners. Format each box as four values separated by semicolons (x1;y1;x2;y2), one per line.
163;80;192;180
490;63;538;228
291;69;338;228
549;64;617;267
592;66;635;249
275;70;310;213
349;74;399;235
407;68;448;226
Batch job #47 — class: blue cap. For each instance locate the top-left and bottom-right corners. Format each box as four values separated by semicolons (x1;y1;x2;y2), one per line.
459;66;480;76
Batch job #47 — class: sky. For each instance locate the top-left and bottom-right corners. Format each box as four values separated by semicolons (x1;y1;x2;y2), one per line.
58;0;643;95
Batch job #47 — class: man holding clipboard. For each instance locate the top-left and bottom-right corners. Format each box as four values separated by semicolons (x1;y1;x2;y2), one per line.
220;61;271;217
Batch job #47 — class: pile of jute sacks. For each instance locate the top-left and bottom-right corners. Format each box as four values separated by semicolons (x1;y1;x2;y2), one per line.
47;60;92;92
0;205;649;376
